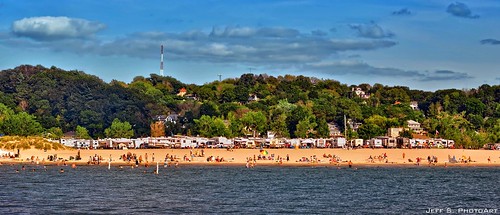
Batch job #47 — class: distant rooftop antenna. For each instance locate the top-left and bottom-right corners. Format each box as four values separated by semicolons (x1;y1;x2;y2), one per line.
160;45;164;76
218;74;222;82
248;67;256;73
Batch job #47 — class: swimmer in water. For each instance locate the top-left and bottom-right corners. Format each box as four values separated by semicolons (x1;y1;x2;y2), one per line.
59;169;64;173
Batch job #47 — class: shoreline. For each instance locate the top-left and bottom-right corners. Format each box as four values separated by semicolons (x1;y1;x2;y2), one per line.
2;160;500;168
1;148;499;168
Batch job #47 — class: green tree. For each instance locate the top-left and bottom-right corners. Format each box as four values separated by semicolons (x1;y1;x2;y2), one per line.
104;118;134;138
227;112;244;138
269;112;290;138
295;115;317;138
200;101;220;117
0;103;14;122
241;111;267;137
193;115;228;138
357;123;385;140
1;112;43;136
268;101;293;138
46;127;63;139
212;117;229;137
487;119;500;143
316;117;330;138
76;125;92;139
219;84;236;103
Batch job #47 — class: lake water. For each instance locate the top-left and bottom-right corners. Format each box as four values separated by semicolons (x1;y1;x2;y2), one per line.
0;165;499;214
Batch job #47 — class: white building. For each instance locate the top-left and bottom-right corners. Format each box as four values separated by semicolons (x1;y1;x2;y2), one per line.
407;120;423;134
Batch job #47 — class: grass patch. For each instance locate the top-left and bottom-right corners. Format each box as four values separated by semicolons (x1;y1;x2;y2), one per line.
0;136;69;151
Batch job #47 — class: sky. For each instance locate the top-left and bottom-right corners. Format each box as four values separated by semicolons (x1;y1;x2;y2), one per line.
0;0;499;91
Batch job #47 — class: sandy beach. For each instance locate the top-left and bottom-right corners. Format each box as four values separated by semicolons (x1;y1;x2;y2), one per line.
2;147;500;167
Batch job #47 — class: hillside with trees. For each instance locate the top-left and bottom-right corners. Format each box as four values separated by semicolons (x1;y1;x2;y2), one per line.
0;65;499;148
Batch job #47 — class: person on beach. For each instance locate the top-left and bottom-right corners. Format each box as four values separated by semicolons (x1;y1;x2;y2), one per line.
488;156;491;163
348;160;353;168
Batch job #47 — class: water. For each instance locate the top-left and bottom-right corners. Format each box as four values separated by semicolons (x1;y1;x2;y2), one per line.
1;165;499;214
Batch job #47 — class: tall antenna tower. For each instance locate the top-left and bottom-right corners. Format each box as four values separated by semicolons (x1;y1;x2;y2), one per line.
160;45;164;76
218;74;222;82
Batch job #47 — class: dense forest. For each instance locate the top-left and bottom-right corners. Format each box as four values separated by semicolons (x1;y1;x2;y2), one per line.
0;65;499;148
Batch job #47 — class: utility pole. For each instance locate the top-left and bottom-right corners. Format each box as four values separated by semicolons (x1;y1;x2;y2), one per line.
160;45;164;76
344;114;347;139
217;74;222;82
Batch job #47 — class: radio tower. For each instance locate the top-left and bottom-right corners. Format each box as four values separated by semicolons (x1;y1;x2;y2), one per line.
160;45;164;76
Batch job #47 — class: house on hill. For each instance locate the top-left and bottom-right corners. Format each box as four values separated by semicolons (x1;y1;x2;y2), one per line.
410;101;419;110
248;94;259;102
153;113;179;124
177;88;187;97
352;87;370;99
407;120;423;134
328;123;343;137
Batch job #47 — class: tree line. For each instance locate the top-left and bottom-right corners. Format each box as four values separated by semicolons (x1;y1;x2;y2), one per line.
0;65;499;148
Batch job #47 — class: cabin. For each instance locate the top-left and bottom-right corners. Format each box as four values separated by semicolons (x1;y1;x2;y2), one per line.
267;138;286;148
369;138;383;148
332;137;346;148
350;139;364;147
315;139;327;148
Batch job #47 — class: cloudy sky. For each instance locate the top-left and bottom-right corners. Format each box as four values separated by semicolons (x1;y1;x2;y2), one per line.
0;0;499;91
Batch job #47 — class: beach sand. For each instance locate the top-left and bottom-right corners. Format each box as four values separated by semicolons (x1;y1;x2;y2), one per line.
2;147;500;167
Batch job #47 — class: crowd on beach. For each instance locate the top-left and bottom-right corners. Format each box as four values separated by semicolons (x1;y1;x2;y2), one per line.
367;153;389;163
2;146;500;170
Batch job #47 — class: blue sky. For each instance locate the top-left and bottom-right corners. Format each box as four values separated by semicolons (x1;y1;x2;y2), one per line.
0;0;499;91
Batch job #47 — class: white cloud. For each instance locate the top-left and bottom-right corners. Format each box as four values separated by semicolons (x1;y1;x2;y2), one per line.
3;25;397;67
209;26;299;38
12;16;105;40
302;60;473;82
90;27;396;65
350;22;394;39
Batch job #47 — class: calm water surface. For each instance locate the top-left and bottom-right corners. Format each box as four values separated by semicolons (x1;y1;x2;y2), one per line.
0;165;499;214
